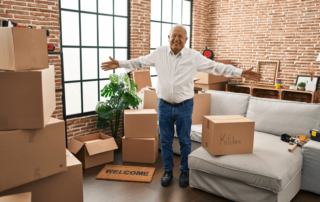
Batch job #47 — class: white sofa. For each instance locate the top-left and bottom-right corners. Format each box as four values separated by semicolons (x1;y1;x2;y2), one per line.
161;90;320;202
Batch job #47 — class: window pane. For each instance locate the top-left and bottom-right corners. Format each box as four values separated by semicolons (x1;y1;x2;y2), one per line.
100;80;111;101
114;0;127;16
83;81;98;113
162;23;172;46
99;0;113;14
99;48;114;79
114;17;127;47
185;25;190;48
99;15;113;46
182;0;191;25
82;48;98;80
63;48;81;81
65;83;82;115
114;49;127;74
151;76;158;88
80;0;96;12
162;0;172;22
81;13;97;46
172;0;182;23
61;11;79;46
151;0;161;21
61;0;78;10
151;22;161;48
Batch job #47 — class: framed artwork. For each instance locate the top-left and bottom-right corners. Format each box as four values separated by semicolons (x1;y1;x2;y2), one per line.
255;60;280;86
295;75;319;92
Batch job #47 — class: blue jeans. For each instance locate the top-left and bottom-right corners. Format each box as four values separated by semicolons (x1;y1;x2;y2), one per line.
158;98;193;173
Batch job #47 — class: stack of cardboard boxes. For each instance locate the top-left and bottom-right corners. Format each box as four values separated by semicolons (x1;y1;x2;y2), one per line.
122;109;159;164
0;27;83;202
194;59;231;91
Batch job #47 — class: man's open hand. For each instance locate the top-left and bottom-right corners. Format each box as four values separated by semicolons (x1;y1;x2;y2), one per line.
241;67;262;81
101;56;119;71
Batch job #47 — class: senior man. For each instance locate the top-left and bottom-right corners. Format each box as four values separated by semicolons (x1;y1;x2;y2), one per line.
101;24;261;187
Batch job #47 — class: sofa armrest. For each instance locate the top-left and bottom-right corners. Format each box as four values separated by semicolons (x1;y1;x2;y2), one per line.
301;140;320;194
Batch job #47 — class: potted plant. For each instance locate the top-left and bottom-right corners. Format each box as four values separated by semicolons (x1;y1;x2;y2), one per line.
297;82;306;91
95;73;142;149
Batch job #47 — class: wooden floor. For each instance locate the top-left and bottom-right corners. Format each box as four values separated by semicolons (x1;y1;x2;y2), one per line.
83;150;320;202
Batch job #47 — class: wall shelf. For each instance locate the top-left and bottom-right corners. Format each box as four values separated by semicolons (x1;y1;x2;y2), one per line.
226;84;320;103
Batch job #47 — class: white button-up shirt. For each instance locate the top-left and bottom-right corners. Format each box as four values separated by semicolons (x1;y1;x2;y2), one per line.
119;46;243;103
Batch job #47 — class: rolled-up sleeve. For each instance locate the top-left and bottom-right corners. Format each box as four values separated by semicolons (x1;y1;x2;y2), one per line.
119;49;158;73
195;52;242;78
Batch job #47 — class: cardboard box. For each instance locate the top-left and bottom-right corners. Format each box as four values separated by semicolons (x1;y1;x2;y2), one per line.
68;133;118;169
124;109;158;138
133;70;152;92
143;89;158;112
0;27;48;71
201;115;255;156
0;65;56;130
0;154;83;202
192;94;211;125
0;193;31;202
0;118;67;192
122;136;159;164
194;82;227;91
195;59;231;84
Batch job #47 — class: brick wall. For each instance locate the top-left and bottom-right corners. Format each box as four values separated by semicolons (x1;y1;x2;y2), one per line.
191;0;210;52
207;0;320;88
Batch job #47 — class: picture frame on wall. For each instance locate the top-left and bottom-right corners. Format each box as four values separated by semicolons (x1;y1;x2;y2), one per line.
295;75;319;92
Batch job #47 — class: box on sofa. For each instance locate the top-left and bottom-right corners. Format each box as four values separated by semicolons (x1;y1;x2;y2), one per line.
201;115;255;156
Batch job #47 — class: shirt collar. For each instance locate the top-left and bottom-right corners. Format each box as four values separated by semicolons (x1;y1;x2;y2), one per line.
168;46;186;56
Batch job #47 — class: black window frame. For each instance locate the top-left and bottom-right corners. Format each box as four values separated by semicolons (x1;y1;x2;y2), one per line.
59;0;131;119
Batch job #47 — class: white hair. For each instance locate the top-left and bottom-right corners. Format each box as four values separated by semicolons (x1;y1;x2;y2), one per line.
168;24;188;37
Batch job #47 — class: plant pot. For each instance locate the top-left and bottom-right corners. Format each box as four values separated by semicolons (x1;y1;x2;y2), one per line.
298;87;305;91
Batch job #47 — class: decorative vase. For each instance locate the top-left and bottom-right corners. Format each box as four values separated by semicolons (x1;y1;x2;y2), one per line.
298;87;305;91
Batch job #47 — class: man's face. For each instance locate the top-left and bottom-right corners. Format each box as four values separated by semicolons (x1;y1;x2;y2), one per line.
168;26;188;54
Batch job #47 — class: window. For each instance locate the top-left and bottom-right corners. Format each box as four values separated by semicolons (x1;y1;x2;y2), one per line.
150;0;192;87
60;0;130;118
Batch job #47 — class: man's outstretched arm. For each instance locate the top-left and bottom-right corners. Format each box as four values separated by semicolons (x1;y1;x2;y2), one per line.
101;49;157;73
196;52;261;81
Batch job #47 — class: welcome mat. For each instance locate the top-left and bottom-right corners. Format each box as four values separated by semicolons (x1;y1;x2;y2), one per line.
96;165;156;183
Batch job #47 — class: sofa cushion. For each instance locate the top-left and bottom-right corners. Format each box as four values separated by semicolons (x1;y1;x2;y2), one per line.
189;131;303;193
246;97;320;138
204;90;251;117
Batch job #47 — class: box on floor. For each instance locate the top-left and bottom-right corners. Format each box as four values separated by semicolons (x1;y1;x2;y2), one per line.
68;133;118;169
194;82;227;91
0;193;31;202
0;152;83;202
0;27;48;71
0;65;56;130
133;70;152;93
195;59;231;84
124;109;158;138
122;136;159;164
0;118;67;192
192;93;211;124
202;115;255;156
143;89;158;112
